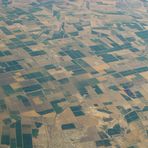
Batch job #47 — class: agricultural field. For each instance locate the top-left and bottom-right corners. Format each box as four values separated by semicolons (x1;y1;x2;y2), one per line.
0;0;148;148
